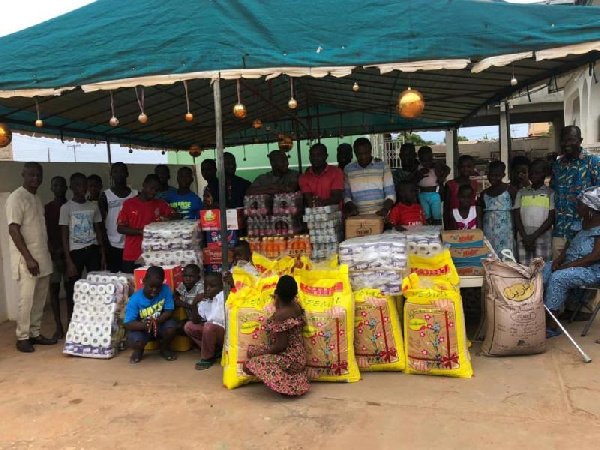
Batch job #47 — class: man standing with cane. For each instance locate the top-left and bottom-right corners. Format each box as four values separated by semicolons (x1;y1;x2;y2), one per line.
7;162;57;352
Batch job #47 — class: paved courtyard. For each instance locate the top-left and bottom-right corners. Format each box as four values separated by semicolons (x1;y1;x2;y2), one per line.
1;312;600;449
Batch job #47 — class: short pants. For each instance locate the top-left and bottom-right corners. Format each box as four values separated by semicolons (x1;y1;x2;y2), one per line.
50;258;67;284
418;191;442;221
127;319;178;347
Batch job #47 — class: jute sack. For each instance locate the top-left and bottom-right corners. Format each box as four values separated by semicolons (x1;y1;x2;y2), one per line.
481;258;546;356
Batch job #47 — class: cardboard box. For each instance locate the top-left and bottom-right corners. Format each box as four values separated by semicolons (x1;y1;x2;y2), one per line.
199;208;244;231
345;215;384;239
134;265;183;292
203;246;234;265
441;229;484;246
457;266;486;277
205;230;239;247
450;246;489;260
204;264;223;274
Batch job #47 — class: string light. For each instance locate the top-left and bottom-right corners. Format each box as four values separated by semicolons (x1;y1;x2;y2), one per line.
109;90;119;126
183;81;193;121
135;86;148;123
233;79;246;118
288;77;298;109
34;99;43;127
353;81;360;92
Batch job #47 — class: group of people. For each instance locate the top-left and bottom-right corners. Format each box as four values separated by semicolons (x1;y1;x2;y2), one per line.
6;124;600;396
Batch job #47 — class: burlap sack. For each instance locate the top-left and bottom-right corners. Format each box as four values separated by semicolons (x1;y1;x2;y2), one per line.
481;258;546;356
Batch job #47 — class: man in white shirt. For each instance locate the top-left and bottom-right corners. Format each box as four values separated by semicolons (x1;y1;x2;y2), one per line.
6;162;57;352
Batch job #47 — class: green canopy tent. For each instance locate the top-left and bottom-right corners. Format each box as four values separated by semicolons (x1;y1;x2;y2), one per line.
2;0;600;266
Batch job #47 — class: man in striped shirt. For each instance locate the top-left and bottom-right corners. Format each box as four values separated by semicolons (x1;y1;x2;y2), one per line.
344;138;396;216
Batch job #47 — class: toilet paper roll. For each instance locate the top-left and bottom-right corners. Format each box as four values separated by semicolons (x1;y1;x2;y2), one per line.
76;281;89;293
81;335;91;346
408;242;417;254
417;244;430;255
99;275;110;283
71;333;82;344
88;284;98;295
428;242;442;255
97;285;106;295
100;336;111;347
105;284;115;295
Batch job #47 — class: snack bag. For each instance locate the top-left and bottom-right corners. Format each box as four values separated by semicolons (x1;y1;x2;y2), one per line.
295;265;360;383
354;289;405;371
222;276;278;389
481;258;546;356
408;249;460;286
402;273;473;378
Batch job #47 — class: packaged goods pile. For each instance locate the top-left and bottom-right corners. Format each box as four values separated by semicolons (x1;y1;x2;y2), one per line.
142;220;202;266
442;229;492;277
339;234;407;295
246;192;304;237
63;272;134;359
304;206;343;261
246;235;311;260
401;225;443;256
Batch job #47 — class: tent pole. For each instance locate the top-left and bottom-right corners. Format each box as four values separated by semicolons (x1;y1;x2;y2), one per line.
294;121;303;172
106;137;112;166
499;101;511;182
445;129;456;180
213;77;229;296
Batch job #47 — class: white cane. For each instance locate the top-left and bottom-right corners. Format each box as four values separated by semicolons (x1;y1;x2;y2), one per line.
545;306;592;363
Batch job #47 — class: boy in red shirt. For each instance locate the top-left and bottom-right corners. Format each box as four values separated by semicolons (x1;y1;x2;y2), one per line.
389;181;426;231
117;174;174;273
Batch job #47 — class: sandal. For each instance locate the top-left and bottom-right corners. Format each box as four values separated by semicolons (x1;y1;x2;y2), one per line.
546;328;563;339
159;350;177;361
129;351;143;364
195;359;213;370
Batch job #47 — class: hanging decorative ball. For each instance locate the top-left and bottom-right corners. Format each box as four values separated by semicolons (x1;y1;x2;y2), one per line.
35;119;44;128
397;87;425;119
109;116;119;127
0;123;12;148
161;150;165;155
233;103;246;119
288;97;298;109
278;133;293;151
185;112;194;122
252;119;263;130
138;113;148;124
353;82;360;92
510;76;518;86
128;148;133;154
189;144;202;158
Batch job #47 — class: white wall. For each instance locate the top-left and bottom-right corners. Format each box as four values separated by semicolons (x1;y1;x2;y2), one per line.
564;63;600;151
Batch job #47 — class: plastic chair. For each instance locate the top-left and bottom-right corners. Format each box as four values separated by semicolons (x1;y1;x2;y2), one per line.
569;286;600;336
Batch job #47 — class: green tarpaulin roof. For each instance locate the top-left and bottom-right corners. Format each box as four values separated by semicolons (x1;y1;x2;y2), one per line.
0;0;599;148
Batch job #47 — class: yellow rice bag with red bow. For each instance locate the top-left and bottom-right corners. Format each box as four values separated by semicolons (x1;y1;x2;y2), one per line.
408;249;460;286
294;265;360;383
222;276;278;389
354;289;405;372
401;273;473;378
252;253;295;277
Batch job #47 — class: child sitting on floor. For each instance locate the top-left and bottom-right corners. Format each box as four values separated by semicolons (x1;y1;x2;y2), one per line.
223;240;258;288
174;263;204;319
124;266;178;364
448;184;482;231
184;274;225;370
479;161;517;257
389;181;426;231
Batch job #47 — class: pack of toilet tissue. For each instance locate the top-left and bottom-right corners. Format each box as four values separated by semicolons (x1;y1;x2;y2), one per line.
400;225;444;256
63;272;134;359
141;220;203;266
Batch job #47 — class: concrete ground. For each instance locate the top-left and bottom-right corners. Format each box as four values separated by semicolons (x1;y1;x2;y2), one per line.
1;311;600;450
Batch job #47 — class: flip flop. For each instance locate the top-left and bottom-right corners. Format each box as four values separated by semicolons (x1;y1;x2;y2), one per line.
195;359;213;370
159;350;177;361
546;328;563;339
129;351;143;364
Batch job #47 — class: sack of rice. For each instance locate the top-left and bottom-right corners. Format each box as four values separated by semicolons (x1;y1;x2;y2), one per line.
402;273;473;378
354;289;405;371
481;258;546;356
294;265;360;383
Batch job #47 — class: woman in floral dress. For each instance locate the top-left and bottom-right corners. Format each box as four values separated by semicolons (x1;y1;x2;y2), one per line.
245;276;310;396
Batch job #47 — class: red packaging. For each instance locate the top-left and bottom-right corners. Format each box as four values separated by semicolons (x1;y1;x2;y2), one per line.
203;245;234;265
199;208;244;231
134;265;183;292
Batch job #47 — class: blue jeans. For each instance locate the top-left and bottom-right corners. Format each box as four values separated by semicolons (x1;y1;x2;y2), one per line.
542;262;600;311
127;319;178;347
418;191;442;221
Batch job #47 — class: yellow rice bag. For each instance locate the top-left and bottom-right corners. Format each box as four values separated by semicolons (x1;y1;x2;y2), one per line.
222;276;278;389
252;253;295;277
402;273;473;378
354;289;405;372
408;249;460;286
231;265;258;291
298;254;339;271
294;265;360;383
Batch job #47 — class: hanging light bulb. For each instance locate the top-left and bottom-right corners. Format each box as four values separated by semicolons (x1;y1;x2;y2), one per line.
34;99;43;127
253;119;263;130
397;87;425;118
109;91;119;127
288;77;298;109
510;75;518;86
183;81;194;121
353;81;360;92
135;87;148;124
185;113;194;122
35;119;44;128
128;148;133;154
0;123;12;148
233;79;247;118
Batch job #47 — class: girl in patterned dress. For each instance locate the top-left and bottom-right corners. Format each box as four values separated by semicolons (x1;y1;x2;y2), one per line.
245;276;310;396
479;161;517;256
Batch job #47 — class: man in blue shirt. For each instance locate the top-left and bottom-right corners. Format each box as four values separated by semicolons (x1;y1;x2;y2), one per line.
155;165;177;201
124;266;178;363
165;167;203;220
